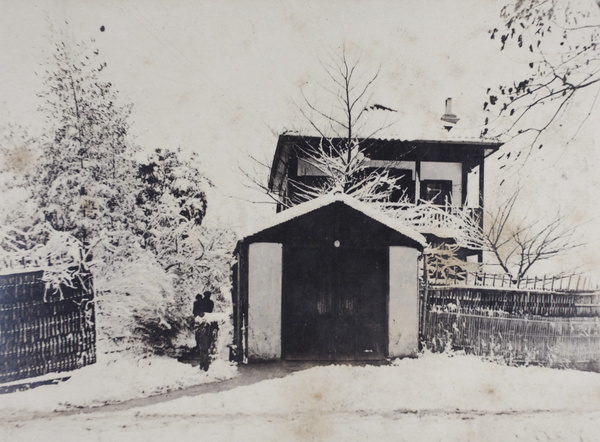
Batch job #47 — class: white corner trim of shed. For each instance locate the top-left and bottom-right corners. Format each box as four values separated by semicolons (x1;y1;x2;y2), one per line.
389;246;421;358
247;242;282;360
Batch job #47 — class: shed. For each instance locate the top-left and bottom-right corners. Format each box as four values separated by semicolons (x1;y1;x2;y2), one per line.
232;193;426;363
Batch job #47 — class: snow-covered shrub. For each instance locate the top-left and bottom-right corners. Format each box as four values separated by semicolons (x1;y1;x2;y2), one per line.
87;219;236;357
89;232;173;355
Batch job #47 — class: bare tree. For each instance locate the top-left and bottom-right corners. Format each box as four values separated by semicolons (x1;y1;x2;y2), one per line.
485;0;600;159
481;188;581;281
245;49;406;208
294;51;406;203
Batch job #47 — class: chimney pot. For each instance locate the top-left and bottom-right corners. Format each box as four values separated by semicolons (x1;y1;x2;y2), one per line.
441;97;460;129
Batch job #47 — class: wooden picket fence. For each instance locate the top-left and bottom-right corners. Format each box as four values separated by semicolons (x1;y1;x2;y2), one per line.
0;269;96;384
429;270;597;292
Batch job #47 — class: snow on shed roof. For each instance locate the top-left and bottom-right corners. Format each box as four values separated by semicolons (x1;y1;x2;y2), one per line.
238;192;427;247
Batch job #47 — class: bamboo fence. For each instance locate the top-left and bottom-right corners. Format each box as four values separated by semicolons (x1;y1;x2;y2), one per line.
423;310;600;366
420;284;600;368
0;270;96;384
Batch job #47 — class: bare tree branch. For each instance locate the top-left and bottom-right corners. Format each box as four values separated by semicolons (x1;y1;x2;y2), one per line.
479;187;582;281
485;0;600;157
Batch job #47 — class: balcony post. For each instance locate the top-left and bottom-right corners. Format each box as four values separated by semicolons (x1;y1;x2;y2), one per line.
461;164;469;207
478;162;485;216
415;160;421;202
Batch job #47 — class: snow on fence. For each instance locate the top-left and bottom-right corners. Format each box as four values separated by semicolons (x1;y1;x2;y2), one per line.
0;253;77;274
0;223;86;275
422;310;600;367
0;270;96;384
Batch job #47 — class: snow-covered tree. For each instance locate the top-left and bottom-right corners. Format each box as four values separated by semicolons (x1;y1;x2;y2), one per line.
32;40;138;241
287;136;408;205
136;149;208;251
414;187;583;283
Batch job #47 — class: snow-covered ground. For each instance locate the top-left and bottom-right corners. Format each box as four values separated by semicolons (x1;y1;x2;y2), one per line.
0;352;237;413
1;352;600;441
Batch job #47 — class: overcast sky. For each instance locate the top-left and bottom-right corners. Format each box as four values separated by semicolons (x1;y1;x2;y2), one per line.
2;0;600;278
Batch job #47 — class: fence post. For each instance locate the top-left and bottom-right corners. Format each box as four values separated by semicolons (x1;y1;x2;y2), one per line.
419;254;429;348
542;275;546;291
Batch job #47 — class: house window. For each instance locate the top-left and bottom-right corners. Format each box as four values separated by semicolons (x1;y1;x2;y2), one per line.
420;180;453;205
297;158;327;177
357;168;415;203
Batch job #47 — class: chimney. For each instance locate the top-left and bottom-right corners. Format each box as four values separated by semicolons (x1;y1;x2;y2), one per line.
441;97;459;131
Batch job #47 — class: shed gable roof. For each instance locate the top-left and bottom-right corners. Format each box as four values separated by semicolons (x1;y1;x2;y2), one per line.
239;193;427;249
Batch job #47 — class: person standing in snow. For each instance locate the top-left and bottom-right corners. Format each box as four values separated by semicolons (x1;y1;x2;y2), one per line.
193;293;204;317
193;291;214;317
201;291;214;314
194;290;218;371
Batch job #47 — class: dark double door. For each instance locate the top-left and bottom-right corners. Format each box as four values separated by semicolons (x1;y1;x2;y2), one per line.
282;245;388;361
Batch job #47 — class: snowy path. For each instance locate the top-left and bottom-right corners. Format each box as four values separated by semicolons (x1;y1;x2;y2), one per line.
0;361;308;423
1;354;600;441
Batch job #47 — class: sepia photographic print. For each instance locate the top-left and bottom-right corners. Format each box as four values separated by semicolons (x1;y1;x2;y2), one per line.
1;0;600;440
